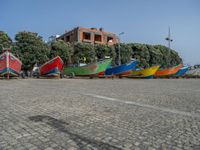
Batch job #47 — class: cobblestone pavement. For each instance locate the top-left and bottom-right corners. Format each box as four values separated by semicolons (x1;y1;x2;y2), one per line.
0;79;200;150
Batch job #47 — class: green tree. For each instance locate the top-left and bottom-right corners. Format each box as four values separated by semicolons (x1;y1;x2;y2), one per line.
129;43;182;68
73;42;96;64
94;44;116;64
14;31;50;70
154;45;170;67
115;43;132;65
130;43;150;67
154;45;182;68
169;49;182;66
0;31;12;51
147;45;163;66
50;40;73;65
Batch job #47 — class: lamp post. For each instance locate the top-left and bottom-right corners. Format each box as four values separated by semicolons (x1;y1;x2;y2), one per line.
118;32;124;65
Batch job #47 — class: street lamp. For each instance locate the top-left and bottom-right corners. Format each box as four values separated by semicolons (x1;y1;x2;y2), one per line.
118;32;124;65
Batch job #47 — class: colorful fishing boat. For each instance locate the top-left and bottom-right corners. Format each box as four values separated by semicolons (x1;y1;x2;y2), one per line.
155;64;183;77
174;66;189;77
185;68;200;77
64;58;112;77
98;65;112;77
102;60;139;77
128;65;160;79
39;56;63;77
0;49;22;78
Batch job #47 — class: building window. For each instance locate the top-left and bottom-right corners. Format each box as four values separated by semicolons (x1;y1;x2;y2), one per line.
94;34;102;42
83;32;91;40
107;36;113;43
66;35;70;42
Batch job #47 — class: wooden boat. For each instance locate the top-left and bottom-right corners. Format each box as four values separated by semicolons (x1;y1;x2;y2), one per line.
155;64;183;77
185;68;200;77
0;49;22;79
102;60;139;77
128;65;160;79
39;56;63;77
64;58;112;77
174;66;189;76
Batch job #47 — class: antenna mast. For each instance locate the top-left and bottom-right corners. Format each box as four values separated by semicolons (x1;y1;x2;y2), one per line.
165;27;173;49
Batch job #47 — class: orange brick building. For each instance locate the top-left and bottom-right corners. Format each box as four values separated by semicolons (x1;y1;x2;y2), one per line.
58;27;118;45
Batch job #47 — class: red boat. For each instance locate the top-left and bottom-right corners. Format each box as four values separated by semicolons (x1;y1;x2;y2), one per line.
39;56;63;77
0;49;22;79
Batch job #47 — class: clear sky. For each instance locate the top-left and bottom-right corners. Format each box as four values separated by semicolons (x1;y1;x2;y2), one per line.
1;0;200;65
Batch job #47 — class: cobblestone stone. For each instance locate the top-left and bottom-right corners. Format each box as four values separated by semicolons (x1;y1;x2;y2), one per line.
0;79;200;149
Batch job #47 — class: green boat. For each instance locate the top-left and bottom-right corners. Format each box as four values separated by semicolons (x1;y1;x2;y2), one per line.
64;58;112;77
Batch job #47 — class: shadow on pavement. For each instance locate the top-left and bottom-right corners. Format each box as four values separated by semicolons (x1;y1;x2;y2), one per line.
29;115;121;150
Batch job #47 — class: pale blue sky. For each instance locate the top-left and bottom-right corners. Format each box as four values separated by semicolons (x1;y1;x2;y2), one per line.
1;0;200;65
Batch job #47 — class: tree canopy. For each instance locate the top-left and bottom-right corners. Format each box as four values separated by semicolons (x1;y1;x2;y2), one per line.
73;43;96;64
129;43;182;68
115;43;132;65
0;30;183;70
94;44;116;64
0;31;12;51
14;31;50;70
50;40;72;65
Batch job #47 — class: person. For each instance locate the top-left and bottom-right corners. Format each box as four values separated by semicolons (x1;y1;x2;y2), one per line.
20;70;25;78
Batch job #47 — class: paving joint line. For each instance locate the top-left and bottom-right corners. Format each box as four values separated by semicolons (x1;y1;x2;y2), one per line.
82;93;200;119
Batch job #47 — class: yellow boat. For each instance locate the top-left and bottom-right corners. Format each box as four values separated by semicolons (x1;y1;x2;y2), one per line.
129;65;160;78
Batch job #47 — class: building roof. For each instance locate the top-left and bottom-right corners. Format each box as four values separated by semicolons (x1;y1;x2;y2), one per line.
59;26;117;38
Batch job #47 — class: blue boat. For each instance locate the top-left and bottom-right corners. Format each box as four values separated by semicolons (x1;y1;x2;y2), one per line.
105;60;139;76
174;66;189;76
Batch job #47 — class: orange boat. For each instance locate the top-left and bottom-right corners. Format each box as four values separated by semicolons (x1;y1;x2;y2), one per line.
155;64;183;77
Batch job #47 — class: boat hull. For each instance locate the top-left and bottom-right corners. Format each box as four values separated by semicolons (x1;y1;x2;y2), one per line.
104;60;139;76
174;66;189;76
39;56;63;77
129;65;160;78
0;51;22;77
64;59;112;77
155;64;183;77
185;68;200;77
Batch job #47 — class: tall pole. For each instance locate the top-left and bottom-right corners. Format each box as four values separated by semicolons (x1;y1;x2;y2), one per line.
118;38;121;66
118;32;124;65
168;27;171;48
165;27;173;49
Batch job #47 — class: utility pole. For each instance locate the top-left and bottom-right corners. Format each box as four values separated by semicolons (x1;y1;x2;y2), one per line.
165;27;173;49
118;32;124;65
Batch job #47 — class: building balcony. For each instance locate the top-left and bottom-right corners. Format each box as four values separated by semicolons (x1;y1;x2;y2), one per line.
82;39;92;43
